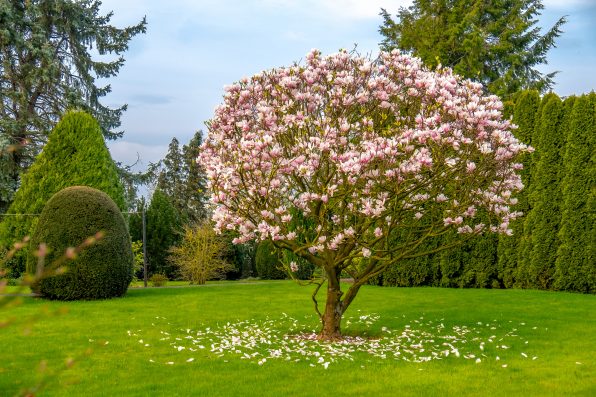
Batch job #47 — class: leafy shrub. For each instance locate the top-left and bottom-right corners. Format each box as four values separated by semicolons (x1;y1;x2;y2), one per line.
168;224;233;285
131;240;144;280
149;273;168;287
28;186;133;300
255;240;286;280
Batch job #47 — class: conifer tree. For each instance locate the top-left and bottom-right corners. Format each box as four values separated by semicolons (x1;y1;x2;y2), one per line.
0;0;146;210
555;94;596;293
525;94;564;289
156;138;186;220
0;110;125;276
516;94;547;287
496;90;540;287
146;189;183;278
182;131;208;223
379;0;566;98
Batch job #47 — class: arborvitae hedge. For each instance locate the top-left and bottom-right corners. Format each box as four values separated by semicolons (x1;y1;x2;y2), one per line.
372;90;594;293
526;94;564;289
0;111;125;277
555;94;596;293
497;90;540;288
28;186;133;300
517;94;551;287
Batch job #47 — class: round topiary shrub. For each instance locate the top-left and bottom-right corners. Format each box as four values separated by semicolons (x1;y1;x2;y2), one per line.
255;240;286;280
27;186;133;300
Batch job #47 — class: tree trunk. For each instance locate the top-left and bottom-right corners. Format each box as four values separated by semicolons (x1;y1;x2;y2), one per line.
319;271;344;340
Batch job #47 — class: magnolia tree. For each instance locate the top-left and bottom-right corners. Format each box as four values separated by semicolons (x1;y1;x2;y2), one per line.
199;49;530;340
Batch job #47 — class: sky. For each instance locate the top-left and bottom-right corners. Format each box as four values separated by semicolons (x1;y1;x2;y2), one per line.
97;0;596;171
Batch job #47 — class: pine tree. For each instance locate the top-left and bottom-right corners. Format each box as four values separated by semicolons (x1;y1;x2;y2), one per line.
182;131;208;223
525;94;564;289
0;0;146;210
156;138;185;216
0;110;125;277
146;189;183;278
496;90;540;287
555;94;596;293
379;0;566;98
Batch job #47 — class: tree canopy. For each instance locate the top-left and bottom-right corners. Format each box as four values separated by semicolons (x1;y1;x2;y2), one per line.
379;0;566;98
200;49;530;339
0;110;125;277
0;0;146;211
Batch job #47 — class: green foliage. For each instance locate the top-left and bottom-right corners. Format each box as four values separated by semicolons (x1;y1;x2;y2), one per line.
369;90;592;293
555;94;596;293
149;273;168;287
219;232;253;280
497;91;540;288
0;111;126;277
169;224;233;284
182;131;209;223
525;94;564;289
146;189;183;279
255;240;286;280
156;132;209;225
156;138;186;221
516;93;549;287
0;0;146;208
28;186;133;300
131;240;144;279
379;1;566;98
281;249;315;281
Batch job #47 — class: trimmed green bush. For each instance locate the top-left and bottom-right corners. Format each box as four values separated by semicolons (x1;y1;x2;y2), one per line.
255;240;286;280
0;111;125;277
28;186;133;300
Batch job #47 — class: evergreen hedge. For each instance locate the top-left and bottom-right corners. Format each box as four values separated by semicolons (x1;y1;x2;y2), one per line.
496;91;541;288
371;90;594;293
555;94;596;293
0;111;125;277
526;94;564;289
28;186;133;300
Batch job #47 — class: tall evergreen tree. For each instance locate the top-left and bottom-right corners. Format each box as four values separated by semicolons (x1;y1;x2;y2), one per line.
156;132;209;225
379;0;566;98
516;94;547;287
0;110;125;277
0;0;146;211
496;90;540;287
156;137;186;218
146;189;183;278
525;94;564;289
555;94;595;293
182;131;208;223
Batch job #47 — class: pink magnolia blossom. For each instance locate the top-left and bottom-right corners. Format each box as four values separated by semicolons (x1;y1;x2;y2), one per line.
199;49;531;338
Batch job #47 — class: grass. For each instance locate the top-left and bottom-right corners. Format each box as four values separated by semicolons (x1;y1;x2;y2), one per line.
1;282;594;396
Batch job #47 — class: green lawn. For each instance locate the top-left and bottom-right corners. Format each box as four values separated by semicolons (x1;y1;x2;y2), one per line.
1;282;594;396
